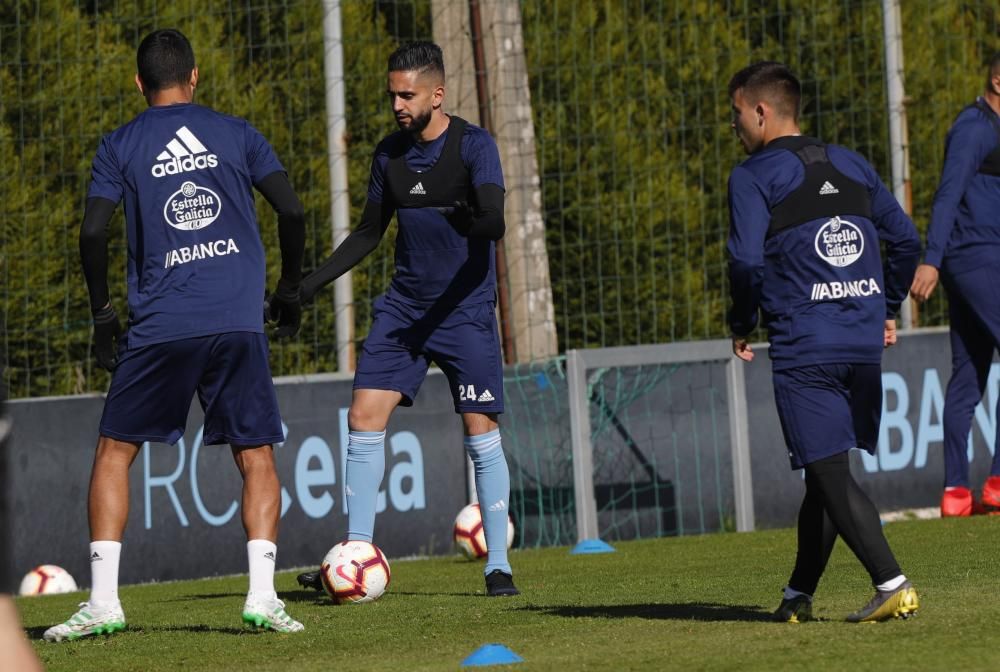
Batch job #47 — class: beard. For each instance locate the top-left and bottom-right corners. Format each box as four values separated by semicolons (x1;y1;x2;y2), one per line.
397;108;433;135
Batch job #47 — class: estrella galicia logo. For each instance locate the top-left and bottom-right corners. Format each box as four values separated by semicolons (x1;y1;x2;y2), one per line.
163;181;222;231
814;216;864;267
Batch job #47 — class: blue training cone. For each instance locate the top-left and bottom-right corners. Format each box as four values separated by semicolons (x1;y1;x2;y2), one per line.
570;538;616;554
461;644;524;667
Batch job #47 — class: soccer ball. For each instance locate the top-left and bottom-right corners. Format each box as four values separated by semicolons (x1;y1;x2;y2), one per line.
319;541;391;604
453;503;515;560
19;565;78;596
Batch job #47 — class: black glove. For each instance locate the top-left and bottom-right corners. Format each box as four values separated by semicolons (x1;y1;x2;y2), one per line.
92;304;122;371
436;200;473;235
264;278;302;339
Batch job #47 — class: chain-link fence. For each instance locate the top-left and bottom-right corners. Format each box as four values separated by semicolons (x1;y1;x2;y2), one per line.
2;1;997;398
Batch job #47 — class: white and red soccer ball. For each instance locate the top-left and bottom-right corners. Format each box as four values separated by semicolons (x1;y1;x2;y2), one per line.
453;503;515;560
19;565;78;596
320;541;391;604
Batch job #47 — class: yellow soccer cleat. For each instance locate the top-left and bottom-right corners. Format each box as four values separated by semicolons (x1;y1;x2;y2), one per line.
846;582;919;623
774;594;814;623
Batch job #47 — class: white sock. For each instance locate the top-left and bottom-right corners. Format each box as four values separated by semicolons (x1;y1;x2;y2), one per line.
89;540;122;606
876;574;907;592
783;586;812;601
247;539;277;599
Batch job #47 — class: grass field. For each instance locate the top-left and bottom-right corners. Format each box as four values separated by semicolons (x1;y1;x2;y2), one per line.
16;516;1000;671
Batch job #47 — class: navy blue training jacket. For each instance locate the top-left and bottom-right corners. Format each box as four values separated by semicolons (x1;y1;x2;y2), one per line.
925;98;1000;273
727;135;921;370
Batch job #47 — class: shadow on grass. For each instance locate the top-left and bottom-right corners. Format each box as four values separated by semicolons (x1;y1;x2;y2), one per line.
154;624;260;636
388;590;485;598
25;623;256;640
280;589;485;602
520;602;774;622
159;592;245;602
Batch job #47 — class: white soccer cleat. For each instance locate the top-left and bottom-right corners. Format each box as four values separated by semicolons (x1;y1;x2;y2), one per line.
241;593;304;633
43;601;126;642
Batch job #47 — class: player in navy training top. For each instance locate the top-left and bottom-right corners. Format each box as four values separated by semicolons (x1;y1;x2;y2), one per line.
44;30;306;642
286;42;518;597
910;53;1000;517
727;62;921;623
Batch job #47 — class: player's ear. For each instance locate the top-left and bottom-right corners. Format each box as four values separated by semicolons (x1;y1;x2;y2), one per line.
755;103;766;126
432;83;445;110
189;67;199;90
134;73;145;96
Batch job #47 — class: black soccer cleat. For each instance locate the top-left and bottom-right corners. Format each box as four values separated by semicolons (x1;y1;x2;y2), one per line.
297;569;324;591
485;569;520;597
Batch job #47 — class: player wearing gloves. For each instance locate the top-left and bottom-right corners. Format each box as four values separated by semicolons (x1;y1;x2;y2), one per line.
45;28;305;642
289;41;518;598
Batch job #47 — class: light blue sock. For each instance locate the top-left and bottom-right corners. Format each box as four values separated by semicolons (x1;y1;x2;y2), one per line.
345;430;386;542
465;429;512;576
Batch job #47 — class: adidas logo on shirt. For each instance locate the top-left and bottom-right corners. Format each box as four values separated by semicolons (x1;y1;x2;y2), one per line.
819;180;839;195
151;126;219;178
477;389;495;402
409;182;426;195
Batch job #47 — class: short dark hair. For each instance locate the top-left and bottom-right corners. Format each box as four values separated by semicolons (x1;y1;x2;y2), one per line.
989;51;1000;79
728;61;801;120
137;29;196;93
388;41;445;80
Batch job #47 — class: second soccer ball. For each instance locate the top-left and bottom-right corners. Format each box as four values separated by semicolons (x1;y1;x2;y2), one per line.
453;503;515;560
19;565;78;596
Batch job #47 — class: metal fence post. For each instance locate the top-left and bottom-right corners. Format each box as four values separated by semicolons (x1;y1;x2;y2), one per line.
566;349;599;541
726;357;755;532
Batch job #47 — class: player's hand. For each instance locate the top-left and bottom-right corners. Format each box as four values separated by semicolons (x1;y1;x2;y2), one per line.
436;201;473;235
884;319;898;348
732;336;754;361
91;304;122;371
264;278;302;339
910;264;939;303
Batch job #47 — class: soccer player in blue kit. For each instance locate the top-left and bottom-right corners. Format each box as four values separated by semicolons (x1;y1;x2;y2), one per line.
726;62;922;622
44;29;306;641
288;42;518;597
910;53;1000;517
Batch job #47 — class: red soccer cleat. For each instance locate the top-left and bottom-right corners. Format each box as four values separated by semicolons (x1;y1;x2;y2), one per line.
941;487;973;517
982;476;1000;513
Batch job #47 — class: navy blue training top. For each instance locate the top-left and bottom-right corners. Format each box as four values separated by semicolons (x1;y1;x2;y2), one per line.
727;137;921;370
925;98;1000;273
368;120;504;307
88;103;284;349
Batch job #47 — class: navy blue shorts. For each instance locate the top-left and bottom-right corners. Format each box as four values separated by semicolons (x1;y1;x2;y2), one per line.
355;295;504;414
100;332;284;446
771;363;880;470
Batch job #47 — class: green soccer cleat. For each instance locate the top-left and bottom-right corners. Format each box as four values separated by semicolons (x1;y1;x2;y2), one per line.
846;582;919;623
43;601;127;642
774;594;813;623
242;593;304;633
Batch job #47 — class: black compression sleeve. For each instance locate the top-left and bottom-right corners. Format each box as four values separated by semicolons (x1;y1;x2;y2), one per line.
300;198;393;301
79;197;118;313
255;171;306;286
465;183;505;240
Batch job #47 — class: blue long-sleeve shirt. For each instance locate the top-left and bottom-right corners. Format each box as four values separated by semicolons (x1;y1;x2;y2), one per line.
727;136;921;370
925;98;1000;272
